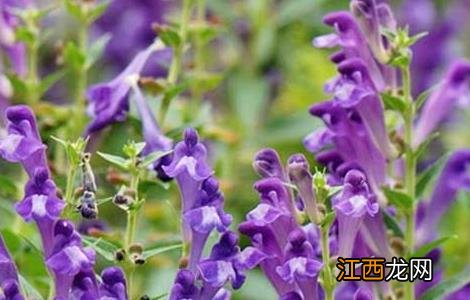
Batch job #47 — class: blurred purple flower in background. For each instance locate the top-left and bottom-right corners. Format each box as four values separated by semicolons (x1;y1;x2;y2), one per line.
0;236;24;299
93;0;169;70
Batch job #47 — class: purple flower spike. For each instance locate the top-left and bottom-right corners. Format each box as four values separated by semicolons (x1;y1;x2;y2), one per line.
416;150;470;245
86;41;169;134
334;170;378;258
1;279;24;300
70;270;99;299
414;60;470;147
99;267;128;300
315;11;385;90
0;105;48;176
287;154;319;223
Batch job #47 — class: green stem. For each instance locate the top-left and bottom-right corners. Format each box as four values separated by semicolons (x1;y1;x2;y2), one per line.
320;225;334;300
26;18;39;104
73;22;88;133
402;65;416;300
159;0;192;125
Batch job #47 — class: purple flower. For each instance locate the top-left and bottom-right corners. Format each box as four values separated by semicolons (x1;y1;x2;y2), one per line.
306;102;387;194
198;232;266;299
0;236;24;300
287;154;319;224
414;60;470;147
86;41;170;134
0;105;48;177
93;0;169;70
333;170;378;258
350;0;396;64
253;148;287;180
169;270;199;300
129;80;173;179
416;150;470;246
70;270;99;299
99;267;128;300
313;11;386;90
0;0;27;77
162;128;213;244
276;229;323;300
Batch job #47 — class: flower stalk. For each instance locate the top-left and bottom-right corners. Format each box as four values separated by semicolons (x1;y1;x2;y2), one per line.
402;63;417;300
159;0;192;124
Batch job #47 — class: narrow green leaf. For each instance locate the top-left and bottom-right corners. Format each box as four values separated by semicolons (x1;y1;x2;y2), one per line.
142;243;182;260
414;132;440;161
319;212;335;228
64;41;86;70
63;0;84;20
19;275;44;300
39;70;66;95
421;267;470;300
416;83;441;109
86;0;110;23
381;92;407;113
97;152;130;169
86;33;111;69
411;235;457;258
151;293;168;300
82;236;120;261
415;154;449;198
383;187;413;210
0;174;18;197
382;209;404;238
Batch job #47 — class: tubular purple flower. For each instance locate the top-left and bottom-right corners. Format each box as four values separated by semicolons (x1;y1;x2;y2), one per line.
199;231;266;299
0;105;48;177
0;236;24;300
169;269;199;300
416;150;470;246
276;229;323;300
99;267;128;300
129;79;173;179
327;58;393;158
313;11;385;90
253;148;287;180
287;154;320;223
162;128;213;245
70;270;99;299
85;40;170;134
414;60;470;147
334;170;379;258
350;0;396;63
308;102;387;194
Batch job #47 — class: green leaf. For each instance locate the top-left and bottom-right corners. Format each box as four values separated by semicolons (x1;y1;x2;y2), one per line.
123;141;146;158
319;212;335;228
15;27;36;45
382;209;404;238
416;83;441;109
142;243;182;260
151;293;168;300
140;150;173;168
97;152;130;169
411;235;457;258
414;132;440;161
0;174;19;197
415;154;449;198
421;267;470;300
64;41;86;70
381;92;407;113
19;275;44;300
187;71;223;93
63;0;84;20
383;187;413;210
39;70;66;95
86;0;110;23
86;33;111;69
157;25;181;48
82;236;120;261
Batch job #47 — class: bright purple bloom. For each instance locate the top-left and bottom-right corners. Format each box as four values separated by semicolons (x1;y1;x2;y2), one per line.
333;170;378;258
287;154;319;223
253;148;287;180
313;11;386;90
0;236;24;300
414;60;470;147
99;267;128;300
0;105;48;177
70;269;100;299
130;82;173;179
86;41;170;134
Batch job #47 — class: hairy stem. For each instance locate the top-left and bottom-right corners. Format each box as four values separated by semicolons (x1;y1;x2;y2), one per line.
402;65;416;300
